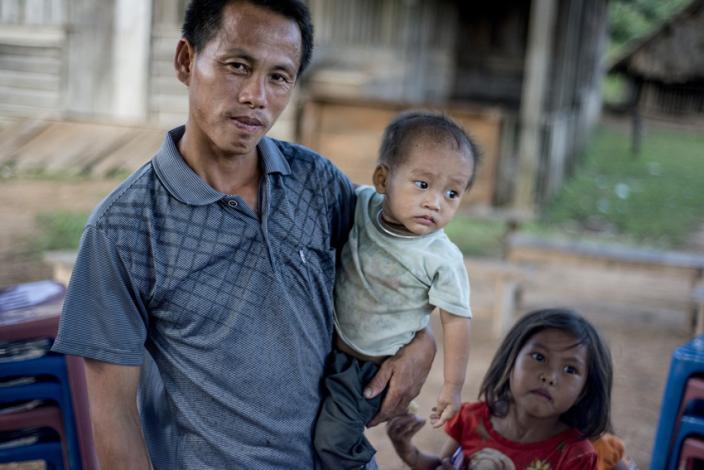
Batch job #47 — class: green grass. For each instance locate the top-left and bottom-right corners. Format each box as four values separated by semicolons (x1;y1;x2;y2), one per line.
526;125;704;249
33;211;89;251
446;124;704;256
33;126;704;257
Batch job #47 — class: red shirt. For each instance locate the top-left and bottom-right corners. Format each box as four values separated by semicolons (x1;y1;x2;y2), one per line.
445;402;597;470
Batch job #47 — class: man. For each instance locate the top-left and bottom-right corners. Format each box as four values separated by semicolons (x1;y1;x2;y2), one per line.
52;1;434;468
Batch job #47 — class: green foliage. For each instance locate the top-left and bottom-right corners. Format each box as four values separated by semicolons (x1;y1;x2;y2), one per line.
444;215;507;258
34;211;89;251
602;74;631;107
609;0;692;53
527;125;704;248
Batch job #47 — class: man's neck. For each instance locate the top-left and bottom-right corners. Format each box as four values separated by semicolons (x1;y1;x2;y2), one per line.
178;129;262;210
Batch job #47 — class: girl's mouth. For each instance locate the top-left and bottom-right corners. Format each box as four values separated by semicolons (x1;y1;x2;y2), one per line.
530;389;553;401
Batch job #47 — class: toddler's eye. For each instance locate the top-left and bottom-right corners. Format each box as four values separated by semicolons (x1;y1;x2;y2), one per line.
414;181;428;189
564;365;579;375
446;190;459;199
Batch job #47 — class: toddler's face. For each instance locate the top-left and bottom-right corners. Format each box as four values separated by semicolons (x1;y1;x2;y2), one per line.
509;328;588;421
374;138;474;236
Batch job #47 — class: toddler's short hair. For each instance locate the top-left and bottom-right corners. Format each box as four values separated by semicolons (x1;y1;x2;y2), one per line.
378;110;481;189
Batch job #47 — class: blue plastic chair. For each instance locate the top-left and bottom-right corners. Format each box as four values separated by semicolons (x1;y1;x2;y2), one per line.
651;336;704;470
0;380;80;469
668;414;704;470
0;440;64;469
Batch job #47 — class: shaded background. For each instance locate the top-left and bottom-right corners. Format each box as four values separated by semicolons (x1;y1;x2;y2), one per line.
1;0;703;468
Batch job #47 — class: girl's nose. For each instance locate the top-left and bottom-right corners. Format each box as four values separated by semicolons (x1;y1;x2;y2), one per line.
540;373;556;386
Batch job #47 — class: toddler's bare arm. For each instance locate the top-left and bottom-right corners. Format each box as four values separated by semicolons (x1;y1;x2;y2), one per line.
431;310;471;428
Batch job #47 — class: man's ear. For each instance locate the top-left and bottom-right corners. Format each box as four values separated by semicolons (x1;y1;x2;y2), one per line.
372;164;389;194
175;38;195;86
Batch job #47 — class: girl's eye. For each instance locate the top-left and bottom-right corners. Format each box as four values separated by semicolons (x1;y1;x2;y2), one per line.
564;365;579;375
414;181;428;189
446;190;459;199
530;352;545;362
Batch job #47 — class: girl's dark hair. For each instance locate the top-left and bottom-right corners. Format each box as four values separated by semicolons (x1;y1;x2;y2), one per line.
479;308;613;439
378;110;482;189
182;0;314;77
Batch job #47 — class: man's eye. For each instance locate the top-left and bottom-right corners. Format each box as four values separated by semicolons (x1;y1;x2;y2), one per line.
414;181;428;189
271;73;291;83
227;62;248;73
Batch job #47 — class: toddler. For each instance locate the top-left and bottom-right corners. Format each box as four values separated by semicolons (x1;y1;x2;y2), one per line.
387;308;613;470
314;110;480;469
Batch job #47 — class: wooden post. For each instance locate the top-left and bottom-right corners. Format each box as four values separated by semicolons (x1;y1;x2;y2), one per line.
112;0;152;122
64;0;116;118
513;0;558;210
631;78;643;157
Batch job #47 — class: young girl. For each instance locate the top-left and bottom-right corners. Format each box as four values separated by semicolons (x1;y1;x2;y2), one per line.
387;308;613;470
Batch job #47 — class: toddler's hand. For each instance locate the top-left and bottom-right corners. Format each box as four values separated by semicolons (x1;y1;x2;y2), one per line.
386;414;425;463
430;386;461;428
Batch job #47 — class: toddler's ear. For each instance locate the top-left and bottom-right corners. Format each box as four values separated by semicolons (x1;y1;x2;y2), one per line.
373;164;389;194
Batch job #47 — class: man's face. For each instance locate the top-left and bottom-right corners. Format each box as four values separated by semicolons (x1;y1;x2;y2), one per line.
178;2;302;158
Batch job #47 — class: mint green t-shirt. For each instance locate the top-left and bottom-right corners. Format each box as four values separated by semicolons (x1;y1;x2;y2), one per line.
334;186;471;357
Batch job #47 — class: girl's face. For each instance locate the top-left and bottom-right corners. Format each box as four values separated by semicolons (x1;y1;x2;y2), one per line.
509;328;588;421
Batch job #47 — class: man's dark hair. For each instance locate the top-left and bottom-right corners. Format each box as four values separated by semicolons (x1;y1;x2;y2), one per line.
182;0;314;77
378;110;482;189
479;308;613;439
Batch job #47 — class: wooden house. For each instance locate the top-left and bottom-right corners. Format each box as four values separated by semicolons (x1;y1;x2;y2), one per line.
302;0;609;209
609;0;704;122
0;0;609;209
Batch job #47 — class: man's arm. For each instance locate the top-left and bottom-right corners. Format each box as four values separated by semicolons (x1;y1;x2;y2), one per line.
364;328;436;427
84;359;152;470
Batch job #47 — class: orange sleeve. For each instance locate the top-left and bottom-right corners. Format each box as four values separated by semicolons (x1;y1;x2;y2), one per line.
593;434;625;470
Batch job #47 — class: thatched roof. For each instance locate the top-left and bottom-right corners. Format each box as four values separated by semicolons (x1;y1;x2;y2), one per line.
609;0;704;83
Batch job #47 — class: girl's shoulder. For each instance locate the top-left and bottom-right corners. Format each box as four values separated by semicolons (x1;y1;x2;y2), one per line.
446;401;489;435
458;401;490;423
558;433;598;469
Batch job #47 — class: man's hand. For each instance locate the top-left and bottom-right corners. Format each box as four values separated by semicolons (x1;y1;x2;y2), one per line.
364;328;436;427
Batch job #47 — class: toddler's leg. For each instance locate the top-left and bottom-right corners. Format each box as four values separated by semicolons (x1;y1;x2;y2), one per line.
314;350;384;470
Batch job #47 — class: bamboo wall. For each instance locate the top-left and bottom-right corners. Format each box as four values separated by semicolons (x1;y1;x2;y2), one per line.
300;97;503;208
0;0;66;124
149;0;187;127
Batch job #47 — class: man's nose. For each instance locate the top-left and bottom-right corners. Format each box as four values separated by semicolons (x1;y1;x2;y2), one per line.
238;75;266;109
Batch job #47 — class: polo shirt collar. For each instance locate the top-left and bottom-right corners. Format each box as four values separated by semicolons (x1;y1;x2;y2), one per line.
153;126;291;206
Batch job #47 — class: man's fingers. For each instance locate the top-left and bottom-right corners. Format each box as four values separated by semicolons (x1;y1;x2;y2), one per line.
364;362;392;399
368;388;402;427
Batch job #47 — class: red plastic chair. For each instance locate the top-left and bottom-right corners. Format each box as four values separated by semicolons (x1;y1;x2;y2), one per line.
679;436;704;470
0;405;67;468
0;281;98;470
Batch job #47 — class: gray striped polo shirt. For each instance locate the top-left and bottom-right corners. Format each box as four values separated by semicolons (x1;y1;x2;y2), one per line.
52;126;355;469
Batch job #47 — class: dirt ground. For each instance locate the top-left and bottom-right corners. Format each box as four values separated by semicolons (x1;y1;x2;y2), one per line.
0;178;697;469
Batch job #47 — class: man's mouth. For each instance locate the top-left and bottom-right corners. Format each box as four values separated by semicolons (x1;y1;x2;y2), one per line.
230;116;265;132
